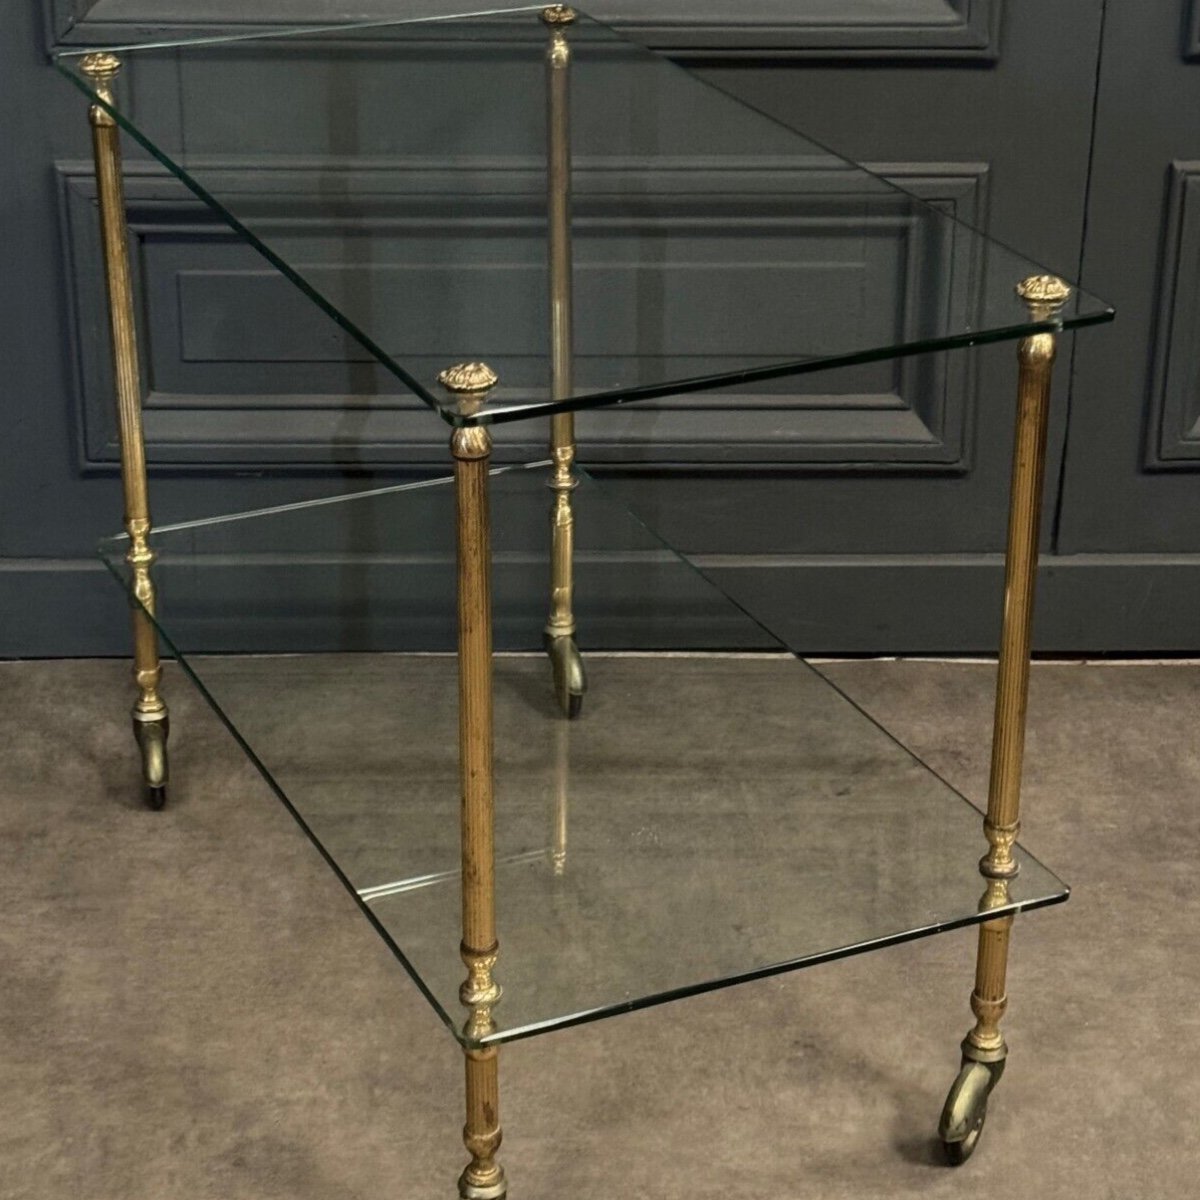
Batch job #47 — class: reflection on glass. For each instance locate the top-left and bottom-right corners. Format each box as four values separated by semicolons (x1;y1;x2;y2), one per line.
551;717;569;877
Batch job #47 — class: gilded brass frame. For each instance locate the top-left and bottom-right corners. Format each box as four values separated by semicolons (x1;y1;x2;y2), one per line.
542;6;587;719
81;53;170;811
441;364;507;1200
938;273;1071;1164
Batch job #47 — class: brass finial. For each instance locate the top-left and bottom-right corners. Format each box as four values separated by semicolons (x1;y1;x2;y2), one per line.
80;51;121;82
1017;274;1071;317
438;362;498;394
541;5;577;25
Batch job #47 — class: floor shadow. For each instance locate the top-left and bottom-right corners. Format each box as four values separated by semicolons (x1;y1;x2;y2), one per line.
892;1132;945;1168
495;655;559;721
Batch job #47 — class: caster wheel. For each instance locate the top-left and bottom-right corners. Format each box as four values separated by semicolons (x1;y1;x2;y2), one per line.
941;1101;986;1165
938;1057;1001;1167
133;714;170;811
545;634;587;719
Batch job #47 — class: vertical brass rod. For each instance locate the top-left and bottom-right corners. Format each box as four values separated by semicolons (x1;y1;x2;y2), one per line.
455;423;498;961
965;274;1070;1064
442;362;506;1200
543;6;578;645
545;8;574;413
461;1044;503;1200
82;53;169;806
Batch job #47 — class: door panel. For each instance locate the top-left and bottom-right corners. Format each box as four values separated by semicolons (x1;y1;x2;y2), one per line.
1059;0;1200;560
608;0;1106;648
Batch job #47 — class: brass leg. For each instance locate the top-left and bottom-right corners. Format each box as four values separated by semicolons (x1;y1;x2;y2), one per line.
442;365;507;1200
542;7;586;719
82;53;170;810
939;275;1071;1164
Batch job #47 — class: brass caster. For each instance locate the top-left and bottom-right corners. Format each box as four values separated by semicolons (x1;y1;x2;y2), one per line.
133;713;170;811
938;1056;1004;1165
544;633;586;718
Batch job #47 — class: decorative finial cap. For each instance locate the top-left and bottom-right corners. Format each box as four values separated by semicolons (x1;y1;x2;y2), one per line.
541;5;577;26
1017;274;1071;313
80;52;121;82
438;362;498;394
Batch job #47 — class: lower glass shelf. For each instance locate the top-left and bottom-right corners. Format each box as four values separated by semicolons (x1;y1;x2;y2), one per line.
100;464;1067;1048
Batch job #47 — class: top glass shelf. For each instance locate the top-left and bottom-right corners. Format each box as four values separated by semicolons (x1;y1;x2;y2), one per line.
56;7;1113;426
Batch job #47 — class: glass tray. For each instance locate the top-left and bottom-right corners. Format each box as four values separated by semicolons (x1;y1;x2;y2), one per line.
57;6;1112;427
100;465;1068;1047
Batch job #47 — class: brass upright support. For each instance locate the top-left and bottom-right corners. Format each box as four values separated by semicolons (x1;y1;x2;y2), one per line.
82;53;170;810
441;363;507;1200
939;274;1070;1165
542;6;587;719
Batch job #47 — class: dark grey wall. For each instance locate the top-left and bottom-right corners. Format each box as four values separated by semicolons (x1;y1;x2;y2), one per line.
4;0;1198;656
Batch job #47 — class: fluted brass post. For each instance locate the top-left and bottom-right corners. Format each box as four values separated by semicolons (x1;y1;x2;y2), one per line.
82;53;170;810
542;6;587;719
968;273;1068;1060
441;363;507;1200
939;274;1070;1164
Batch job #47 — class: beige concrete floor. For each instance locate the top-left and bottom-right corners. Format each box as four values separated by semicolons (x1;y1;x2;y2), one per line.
2;657;1196;1199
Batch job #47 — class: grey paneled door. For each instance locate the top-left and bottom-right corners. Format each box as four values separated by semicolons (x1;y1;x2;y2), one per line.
3;1;1190;655
1053;0;1200;650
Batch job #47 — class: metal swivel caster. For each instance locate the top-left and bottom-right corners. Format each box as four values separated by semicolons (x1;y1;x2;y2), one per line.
938;1055;1004;1165
544;633;586;719
133;713;170;810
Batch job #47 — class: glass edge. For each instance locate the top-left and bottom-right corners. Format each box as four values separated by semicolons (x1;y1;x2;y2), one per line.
454;308;1117;427
50;6;546;58
92;461;547;541
62;81;446;418
113;578;468;1044
479;885;1070;1047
